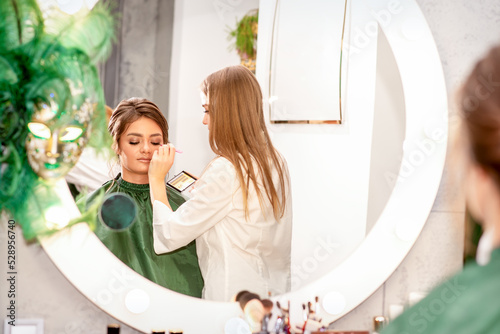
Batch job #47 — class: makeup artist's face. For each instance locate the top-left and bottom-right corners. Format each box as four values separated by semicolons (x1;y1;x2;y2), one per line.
117;117;164;183
202;104;210;130
201;92;211;131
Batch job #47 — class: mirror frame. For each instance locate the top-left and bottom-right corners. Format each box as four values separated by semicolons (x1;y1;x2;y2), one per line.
39;0;448;332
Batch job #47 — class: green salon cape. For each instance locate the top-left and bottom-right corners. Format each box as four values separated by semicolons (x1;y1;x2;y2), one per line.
82;175;204;297
382;248;500;334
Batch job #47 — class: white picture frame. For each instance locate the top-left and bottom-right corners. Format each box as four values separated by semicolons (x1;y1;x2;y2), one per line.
3;318;44;334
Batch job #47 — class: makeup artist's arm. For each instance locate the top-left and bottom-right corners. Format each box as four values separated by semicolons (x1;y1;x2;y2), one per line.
149;144;175;209
152;157;235;253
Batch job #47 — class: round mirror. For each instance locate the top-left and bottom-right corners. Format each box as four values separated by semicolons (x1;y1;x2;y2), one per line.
39;0;447;332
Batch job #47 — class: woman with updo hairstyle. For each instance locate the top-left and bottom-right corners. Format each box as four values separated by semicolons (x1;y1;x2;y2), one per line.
149;66;292;301
382;46;500;334
82;97;204;297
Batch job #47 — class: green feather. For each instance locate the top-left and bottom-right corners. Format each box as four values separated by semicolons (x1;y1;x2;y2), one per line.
0;0;116;239
0;55;19;85
43;2;117;65
0;0;43;50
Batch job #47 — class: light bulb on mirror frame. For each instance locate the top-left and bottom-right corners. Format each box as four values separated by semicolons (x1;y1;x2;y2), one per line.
44;205;70;229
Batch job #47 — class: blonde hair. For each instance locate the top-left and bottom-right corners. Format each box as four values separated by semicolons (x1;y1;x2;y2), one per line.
201;65;288;220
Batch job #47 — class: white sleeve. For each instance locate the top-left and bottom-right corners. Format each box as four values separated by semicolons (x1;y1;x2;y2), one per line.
153;158;236;254
65;148;115;192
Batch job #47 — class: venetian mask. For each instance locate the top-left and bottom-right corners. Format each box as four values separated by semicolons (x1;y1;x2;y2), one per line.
25;79;93;180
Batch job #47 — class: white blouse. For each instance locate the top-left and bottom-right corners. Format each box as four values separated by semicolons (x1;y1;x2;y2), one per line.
153;156;292;301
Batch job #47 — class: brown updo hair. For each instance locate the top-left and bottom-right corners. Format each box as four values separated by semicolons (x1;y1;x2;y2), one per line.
108;97;169;153
461;46;500;181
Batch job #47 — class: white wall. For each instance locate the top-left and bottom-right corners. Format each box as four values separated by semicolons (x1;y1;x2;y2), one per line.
256;0;376;289
168;0;260;177
170;0;377;289
366;29;406;233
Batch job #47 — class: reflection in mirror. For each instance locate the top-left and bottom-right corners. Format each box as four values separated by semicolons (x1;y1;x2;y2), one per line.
80;97;204;298
268;1;376;289
269;0;346;123
75;0;405;296
366;27;405;234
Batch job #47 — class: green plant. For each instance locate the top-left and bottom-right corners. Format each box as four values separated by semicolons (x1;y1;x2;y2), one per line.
228;9;258;59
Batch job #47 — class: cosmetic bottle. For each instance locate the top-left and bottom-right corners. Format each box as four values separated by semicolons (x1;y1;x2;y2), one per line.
372;315;387;334
168;330;183;334
261;313;271;333
107;324;120;334
151;330;165;334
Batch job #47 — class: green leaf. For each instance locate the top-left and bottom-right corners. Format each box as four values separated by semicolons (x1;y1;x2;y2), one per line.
227;10;258;58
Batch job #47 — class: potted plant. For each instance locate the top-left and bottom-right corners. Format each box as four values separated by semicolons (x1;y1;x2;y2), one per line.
228;9;258;73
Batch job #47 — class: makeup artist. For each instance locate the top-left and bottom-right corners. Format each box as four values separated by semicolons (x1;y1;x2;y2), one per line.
149;65;293;301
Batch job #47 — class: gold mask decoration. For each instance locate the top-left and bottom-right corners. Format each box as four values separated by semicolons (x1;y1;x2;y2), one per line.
25;82;94;180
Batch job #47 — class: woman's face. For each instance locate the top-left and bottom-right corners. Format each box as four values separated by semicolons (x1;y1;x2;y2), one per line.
117;116;164;183
202;104;210;130
201;92;210;130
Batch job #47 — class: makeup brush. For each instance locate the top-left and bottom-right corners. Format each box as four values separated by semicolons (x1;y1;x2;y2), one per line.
161;144;183;153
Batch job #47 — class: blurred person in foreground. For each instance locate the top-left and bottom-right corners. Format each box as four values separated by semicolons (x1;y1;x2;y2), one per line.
382;45;500;334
